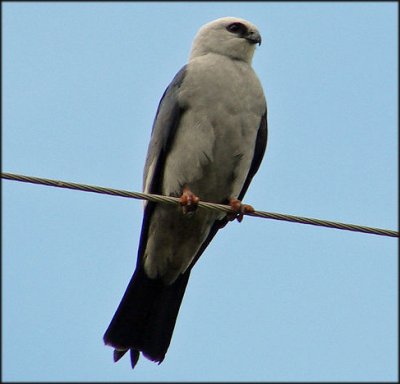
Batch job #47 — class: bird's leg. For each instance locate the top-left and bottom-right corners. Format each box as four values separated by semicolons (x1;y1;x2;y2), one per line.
227;198;254;223
179;185;200;214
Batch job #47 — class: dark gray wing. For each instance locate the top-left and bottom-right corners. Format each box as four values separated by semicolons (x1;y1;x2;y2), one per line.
238;110;268;200
137;65;187;267
143;65;188;195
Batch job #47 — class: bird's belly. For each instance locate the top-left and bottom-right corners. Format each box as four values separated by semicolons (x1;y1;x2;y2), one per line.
143;116;258;284
162;110;259;203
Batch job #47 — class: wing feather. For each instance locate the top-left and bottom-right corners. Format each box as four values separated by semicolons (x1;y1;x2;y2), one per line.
137;66;187;267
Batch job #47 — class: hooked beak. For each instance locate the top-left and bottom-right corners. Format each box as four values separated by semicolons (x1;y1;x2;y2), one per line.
245;31;262;46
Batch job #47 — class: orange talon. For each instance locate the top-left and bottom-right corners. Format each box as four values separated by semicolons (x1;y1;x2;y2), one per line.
179;186;199;214
228;198;254;222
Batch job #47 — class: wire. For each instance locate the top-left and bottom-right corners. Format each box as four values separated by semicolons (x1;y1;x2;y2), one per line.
2;172;398;238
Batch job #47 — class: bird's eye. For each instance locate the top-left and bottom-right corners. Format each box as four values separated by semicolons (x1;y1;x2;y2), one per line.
226;22;247;35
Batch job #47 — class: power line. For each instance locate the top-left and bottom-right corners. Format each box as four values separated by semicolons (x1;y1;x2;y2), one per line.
2;172;398;238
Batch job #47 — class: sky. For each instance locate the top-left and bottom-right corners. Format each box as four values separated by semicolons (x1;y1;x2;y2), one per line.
2;2;398;382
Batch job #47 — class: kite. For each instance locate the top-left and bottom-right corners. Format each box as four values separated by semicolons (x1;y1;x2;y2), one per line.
104;16;267;368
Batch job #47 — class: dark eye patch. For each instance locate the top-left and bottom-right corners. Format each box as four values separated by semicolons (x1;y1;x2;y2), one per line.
226;22;248;35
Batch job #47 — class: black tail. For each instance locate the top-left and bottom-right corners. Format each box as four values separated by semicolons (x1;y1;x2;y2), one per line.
103;265;190;368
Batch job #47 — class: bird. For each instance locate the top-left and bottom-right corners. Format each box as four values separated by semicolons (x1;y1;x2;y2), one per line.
103;16;268;369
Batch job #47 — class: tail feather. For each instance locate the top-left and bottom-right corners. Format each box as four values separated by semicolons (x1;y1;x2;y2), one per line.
103;265;190;367
113;348;129;362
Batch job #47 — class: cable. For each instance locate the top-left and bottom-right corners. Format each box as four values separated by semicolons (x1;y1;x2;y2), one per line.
2;172;398;238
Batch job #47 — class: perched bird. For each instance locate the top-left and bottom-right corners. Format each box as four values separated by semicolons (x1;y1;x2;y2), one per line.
103;16;268;368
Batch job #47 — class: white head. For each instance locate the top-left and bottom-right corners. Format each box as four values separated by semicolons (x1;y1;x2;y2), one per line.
189;17;262;64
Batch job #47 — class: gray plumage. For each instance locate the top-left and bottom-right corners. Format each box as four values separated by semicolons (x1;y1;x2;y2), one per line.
104;16;268;368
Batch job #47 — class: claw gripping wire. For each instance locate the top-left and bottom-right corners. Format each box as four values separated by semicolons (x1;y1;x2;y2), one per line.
2;172;398;238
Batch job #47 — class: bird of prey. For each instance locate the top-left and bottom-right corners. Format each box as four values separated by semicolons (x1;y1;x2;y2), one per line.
103;16;267;369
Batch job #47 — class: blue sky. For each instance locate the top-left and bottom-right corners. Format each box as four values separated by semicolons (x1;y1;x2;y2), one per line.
2;2;398;381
